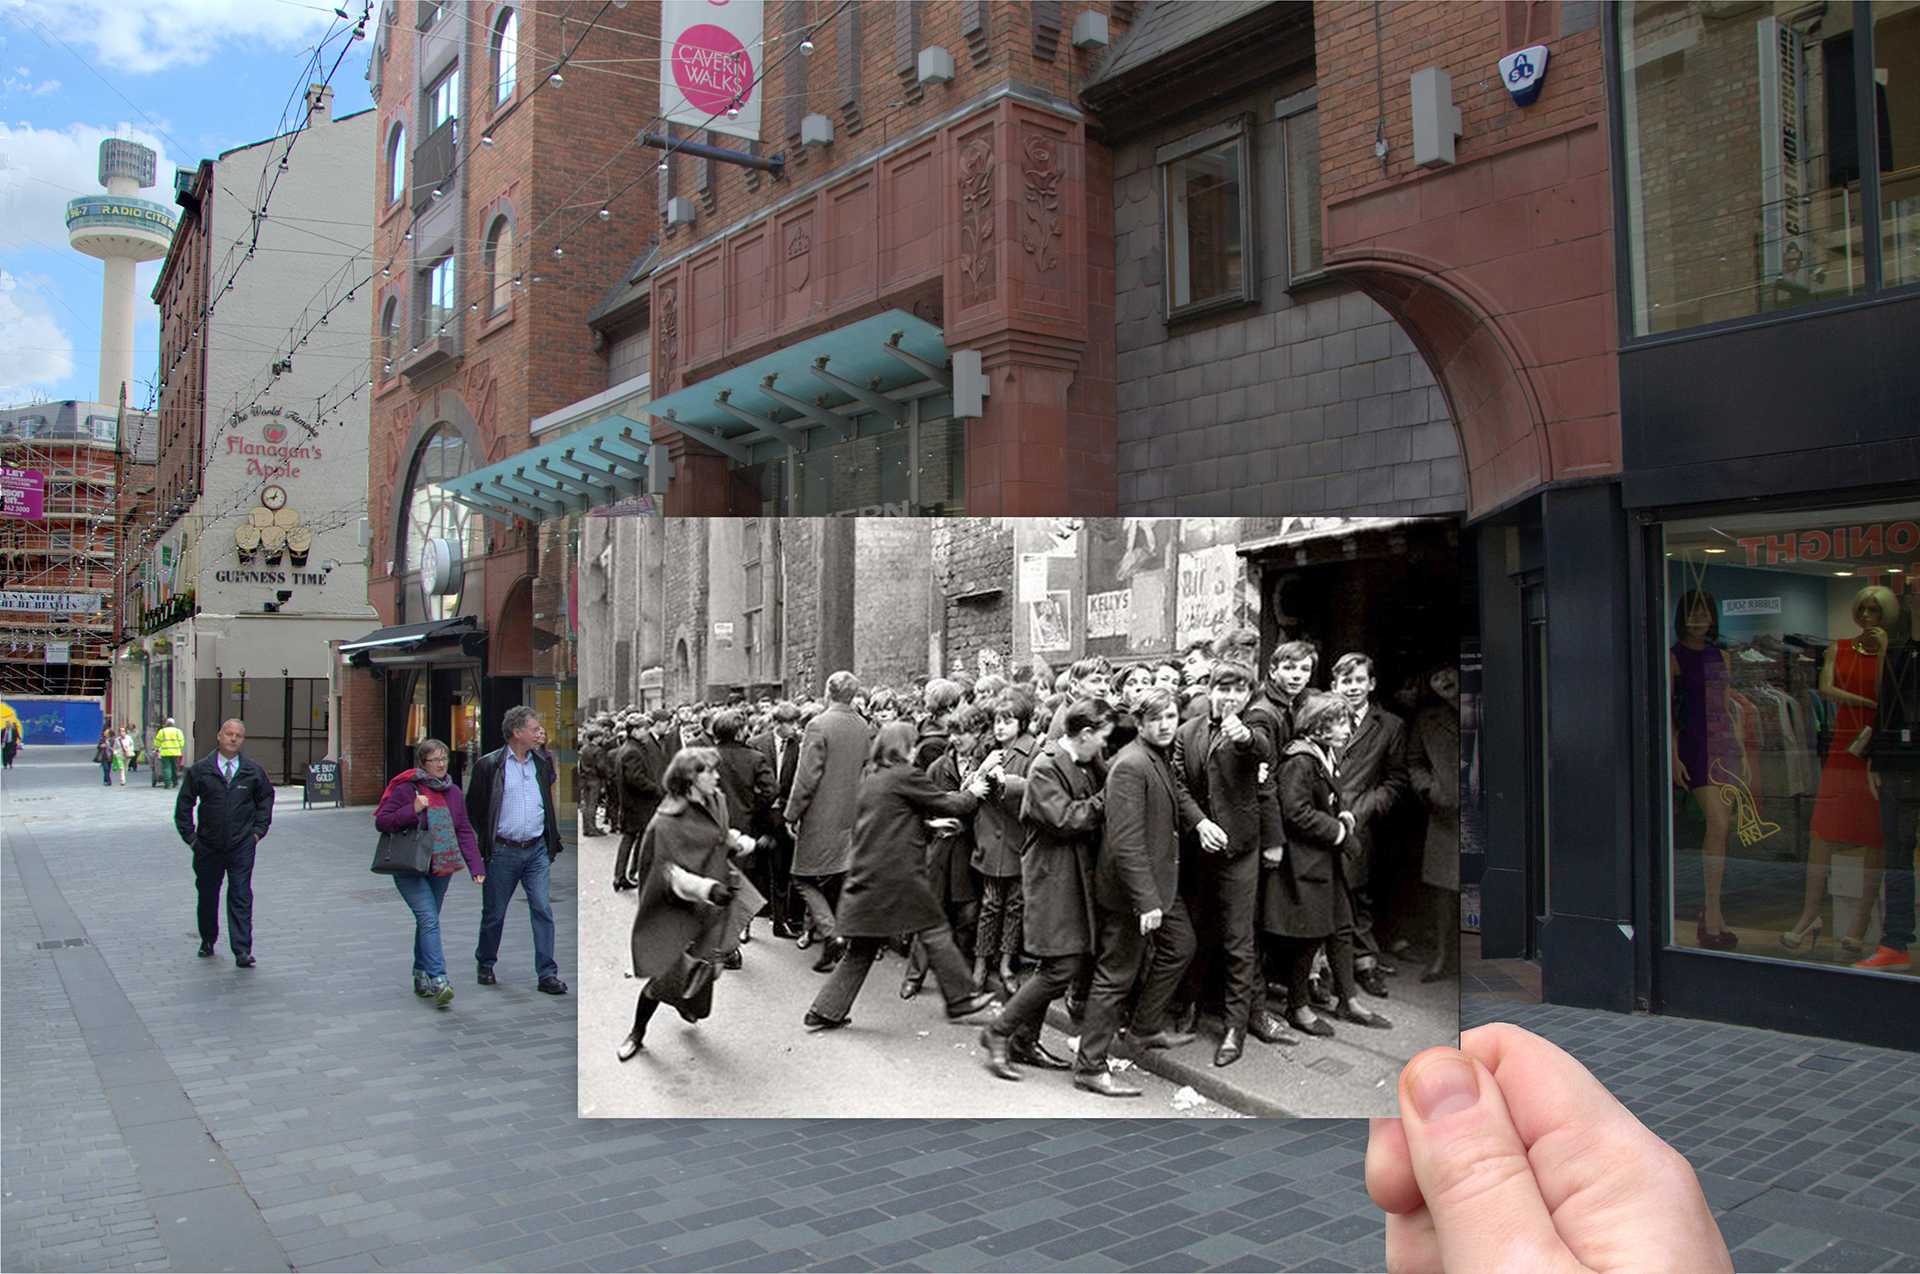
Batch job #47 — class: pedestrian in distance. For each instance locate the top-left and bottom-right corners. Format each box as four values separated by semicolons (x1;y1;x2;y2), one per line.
618;747;757;1059
175;718;274;967
2;716;23;769
94;724;116;785
468;705;569;995
803;722;999;1031
374;738;486;1008
712;708;777;957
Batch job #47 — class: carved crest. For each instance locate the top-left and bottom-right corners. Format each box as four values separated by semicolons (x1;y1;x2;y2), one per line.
786;224;811;291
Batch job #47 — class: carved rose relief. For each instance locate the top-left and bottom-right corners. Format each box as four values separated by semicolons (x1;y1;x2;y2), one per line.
656;280;679;386
1021;133;1062;274
958;136;995;299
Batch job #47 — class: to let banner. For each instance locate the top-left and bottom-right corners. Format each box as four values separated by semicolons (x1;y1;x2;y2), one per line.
1;467;44;519
661;0;763;141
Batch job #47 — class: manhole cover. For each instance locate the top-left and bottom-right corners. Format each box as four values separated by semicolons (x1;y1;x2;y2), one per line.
1307;1057;1353;1077
1798;1054;1852;1073
35;937;90;949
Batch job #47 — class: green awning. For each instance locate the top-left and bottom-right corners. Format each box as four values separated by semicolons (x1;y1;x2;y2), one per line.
642;309;952;463
433;414;655;523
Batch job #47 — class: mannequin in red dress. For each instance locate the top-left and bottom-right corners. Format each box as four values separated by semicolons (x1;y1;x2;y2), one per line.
1783;586;1898;953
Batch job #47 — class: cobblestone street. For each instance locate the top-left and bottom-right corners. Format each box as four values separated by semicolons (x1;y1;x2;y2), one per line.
5;745;1918;1272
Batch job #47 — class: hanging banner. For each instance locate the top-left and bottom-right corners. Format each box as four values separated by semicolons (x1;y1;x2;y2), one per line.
0;591;103;615
661;0;764;142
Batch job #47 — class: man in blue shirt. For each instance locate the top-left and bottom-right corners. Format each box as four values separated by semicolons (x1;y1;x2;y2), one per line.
467;706;567;993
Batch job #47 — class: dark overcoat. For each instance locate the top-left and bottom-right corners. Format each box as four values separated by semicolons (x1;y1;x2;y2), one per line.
1018;744;1104;957
924;748;980;906
783;703;871;876
1264;742;1352;939
1172;712;1274;856
616;734;666;828
1095;739;1198;918
1336;703;1408;876
630;792;735;979
835;765;979;937
971;732;1037;878
1406;703;1461;889
715;740;777;837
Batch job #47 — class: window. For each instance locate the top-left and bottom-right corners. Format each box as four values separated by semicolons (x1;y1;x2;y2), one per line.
1277;92;1323;286
426;255;456;336
386;121;406;206
483;216;513;314
492;8;518;106
429;66;460;130
401;424;474;622
1158;117;1255;319
1661;498;1920;977
1619;1;1920;336
380;296;399;368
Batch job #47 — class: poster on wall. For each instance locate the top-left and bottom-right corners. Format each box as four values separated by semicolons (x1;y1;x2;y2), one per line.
660;0;763;142
1086;589;1130;640
1017;553;1051;603
1175;544;1240;648
1029;592;1071;653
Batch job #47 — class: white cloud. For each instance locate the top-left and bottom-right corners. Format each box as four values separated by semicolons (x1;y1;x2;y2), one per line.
0;271;76;399
13;0;343;75
0;120;180;246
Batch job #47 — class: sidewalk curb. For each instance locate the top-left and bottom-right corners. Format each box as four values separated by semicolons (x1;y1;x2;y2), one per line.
1040;1003;1298;1118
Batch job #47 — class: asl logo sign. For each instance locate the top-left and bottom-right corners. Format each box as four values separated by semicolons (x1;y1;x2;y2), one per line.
1500;44;1550;107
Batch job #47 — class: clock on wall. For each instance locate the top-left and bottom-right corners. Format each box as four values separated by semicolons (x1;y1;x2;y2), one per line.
261;484;288;511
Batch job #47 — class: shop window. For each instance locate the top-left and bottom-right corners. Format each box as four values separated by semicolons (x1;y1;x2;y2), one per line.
1276;92;1323;287
1158;117;1254;319
386;121;406;207
1619;1;1920;336
483;215;513;315
1662;499;1920;977
491;8;517;106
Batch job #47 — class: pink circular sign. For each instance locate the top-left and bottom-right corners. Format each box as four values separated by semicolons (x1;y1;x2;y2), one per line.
673;23;754;116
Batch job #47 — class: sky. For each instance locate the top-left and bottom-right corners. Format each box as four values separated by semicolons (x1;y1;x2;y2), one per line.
0;0;376;408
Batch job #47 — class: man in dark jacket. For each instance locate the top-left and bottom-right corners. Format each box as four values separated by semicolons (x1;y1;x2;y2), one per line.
175;718;274;966
1074;690;1209;1096
1173;661;1290;1066
751;701;804;938
468;706;568;994
612;716;667;890
1330;652;1408;996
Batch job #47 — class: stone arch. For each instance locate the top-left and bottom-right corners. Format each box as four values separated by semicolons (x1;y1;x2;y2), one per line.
493;574;536;676
1326;259;1553;519
385;391;485;576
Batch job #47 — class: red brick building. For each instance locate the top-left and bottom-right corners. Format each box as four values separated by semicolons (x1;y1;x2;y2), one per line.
346;0;660;803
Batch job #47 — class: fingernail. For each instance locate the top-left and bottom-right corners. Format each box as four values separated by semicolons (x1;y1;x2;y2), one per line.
1408;1054;1479;1122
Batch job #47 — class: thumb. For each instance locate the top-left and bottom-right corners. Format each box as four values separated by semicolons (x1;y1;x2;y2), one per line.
1398;1047;1581;1274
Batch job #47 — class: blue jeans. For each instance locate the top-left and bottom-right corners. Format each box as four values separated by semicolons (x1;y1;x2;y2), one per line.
475;838;557;980
394;871;453;979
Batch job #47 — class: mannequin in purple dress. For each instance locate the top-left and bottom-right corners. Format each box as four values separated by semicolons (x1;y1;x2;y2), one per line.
1670;588;1747;949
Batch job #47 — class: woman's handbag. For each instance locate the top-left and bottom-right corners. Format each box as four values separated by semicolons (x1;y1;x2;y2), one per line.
370;785;434;876
648;950;717;1015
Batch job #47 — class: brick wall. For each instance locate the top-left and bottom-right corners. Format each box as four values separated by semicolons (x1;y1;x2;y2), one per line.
783;518;820;696
933;519;1015;677
849;520;933;688
341;661;385;804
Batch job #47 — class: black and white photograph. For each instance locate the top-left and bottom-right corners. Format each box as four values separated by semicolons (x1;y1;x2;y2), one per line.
575;516;1461;1119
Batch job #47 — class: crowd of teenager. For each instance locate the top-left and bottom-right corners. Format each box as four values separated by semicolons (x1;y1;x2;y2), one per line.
580;631;1461;1096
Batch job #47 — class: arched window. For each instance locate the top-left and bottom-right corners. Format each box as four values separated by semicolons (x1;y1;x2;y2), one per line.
379;296;399;369
491;8;518;106
386;121;406;206
484;215;514;314
400;424;474;622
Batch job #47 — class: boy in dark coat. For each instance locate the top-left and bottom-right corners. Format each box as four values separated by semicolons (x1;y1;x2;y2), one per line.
1330;652;1408;996
1271;691;1393;1039
1074;690;1213;1096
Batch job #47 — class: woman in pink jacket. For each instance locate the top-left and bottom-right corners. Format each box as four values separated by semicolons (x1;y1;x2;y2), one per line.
374;739;486;1007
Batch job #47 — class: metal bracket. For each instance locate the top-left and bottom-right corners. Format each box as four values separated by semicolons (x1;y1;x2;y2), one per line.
713;393;809;450
806;358;907;424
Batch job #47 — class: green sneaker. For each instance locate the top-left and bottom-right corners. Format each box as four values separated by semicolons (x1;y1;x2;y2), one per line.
431;978;455;1008
413;970;431;998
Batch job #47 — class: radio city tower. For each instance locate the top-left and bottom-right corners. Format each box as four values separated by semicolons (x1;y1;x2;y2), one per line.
65;139;176;407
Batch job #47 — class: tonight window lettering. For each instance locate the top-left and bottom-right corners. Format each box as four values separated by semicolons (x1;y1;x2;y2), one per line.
1737;521;1920;565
